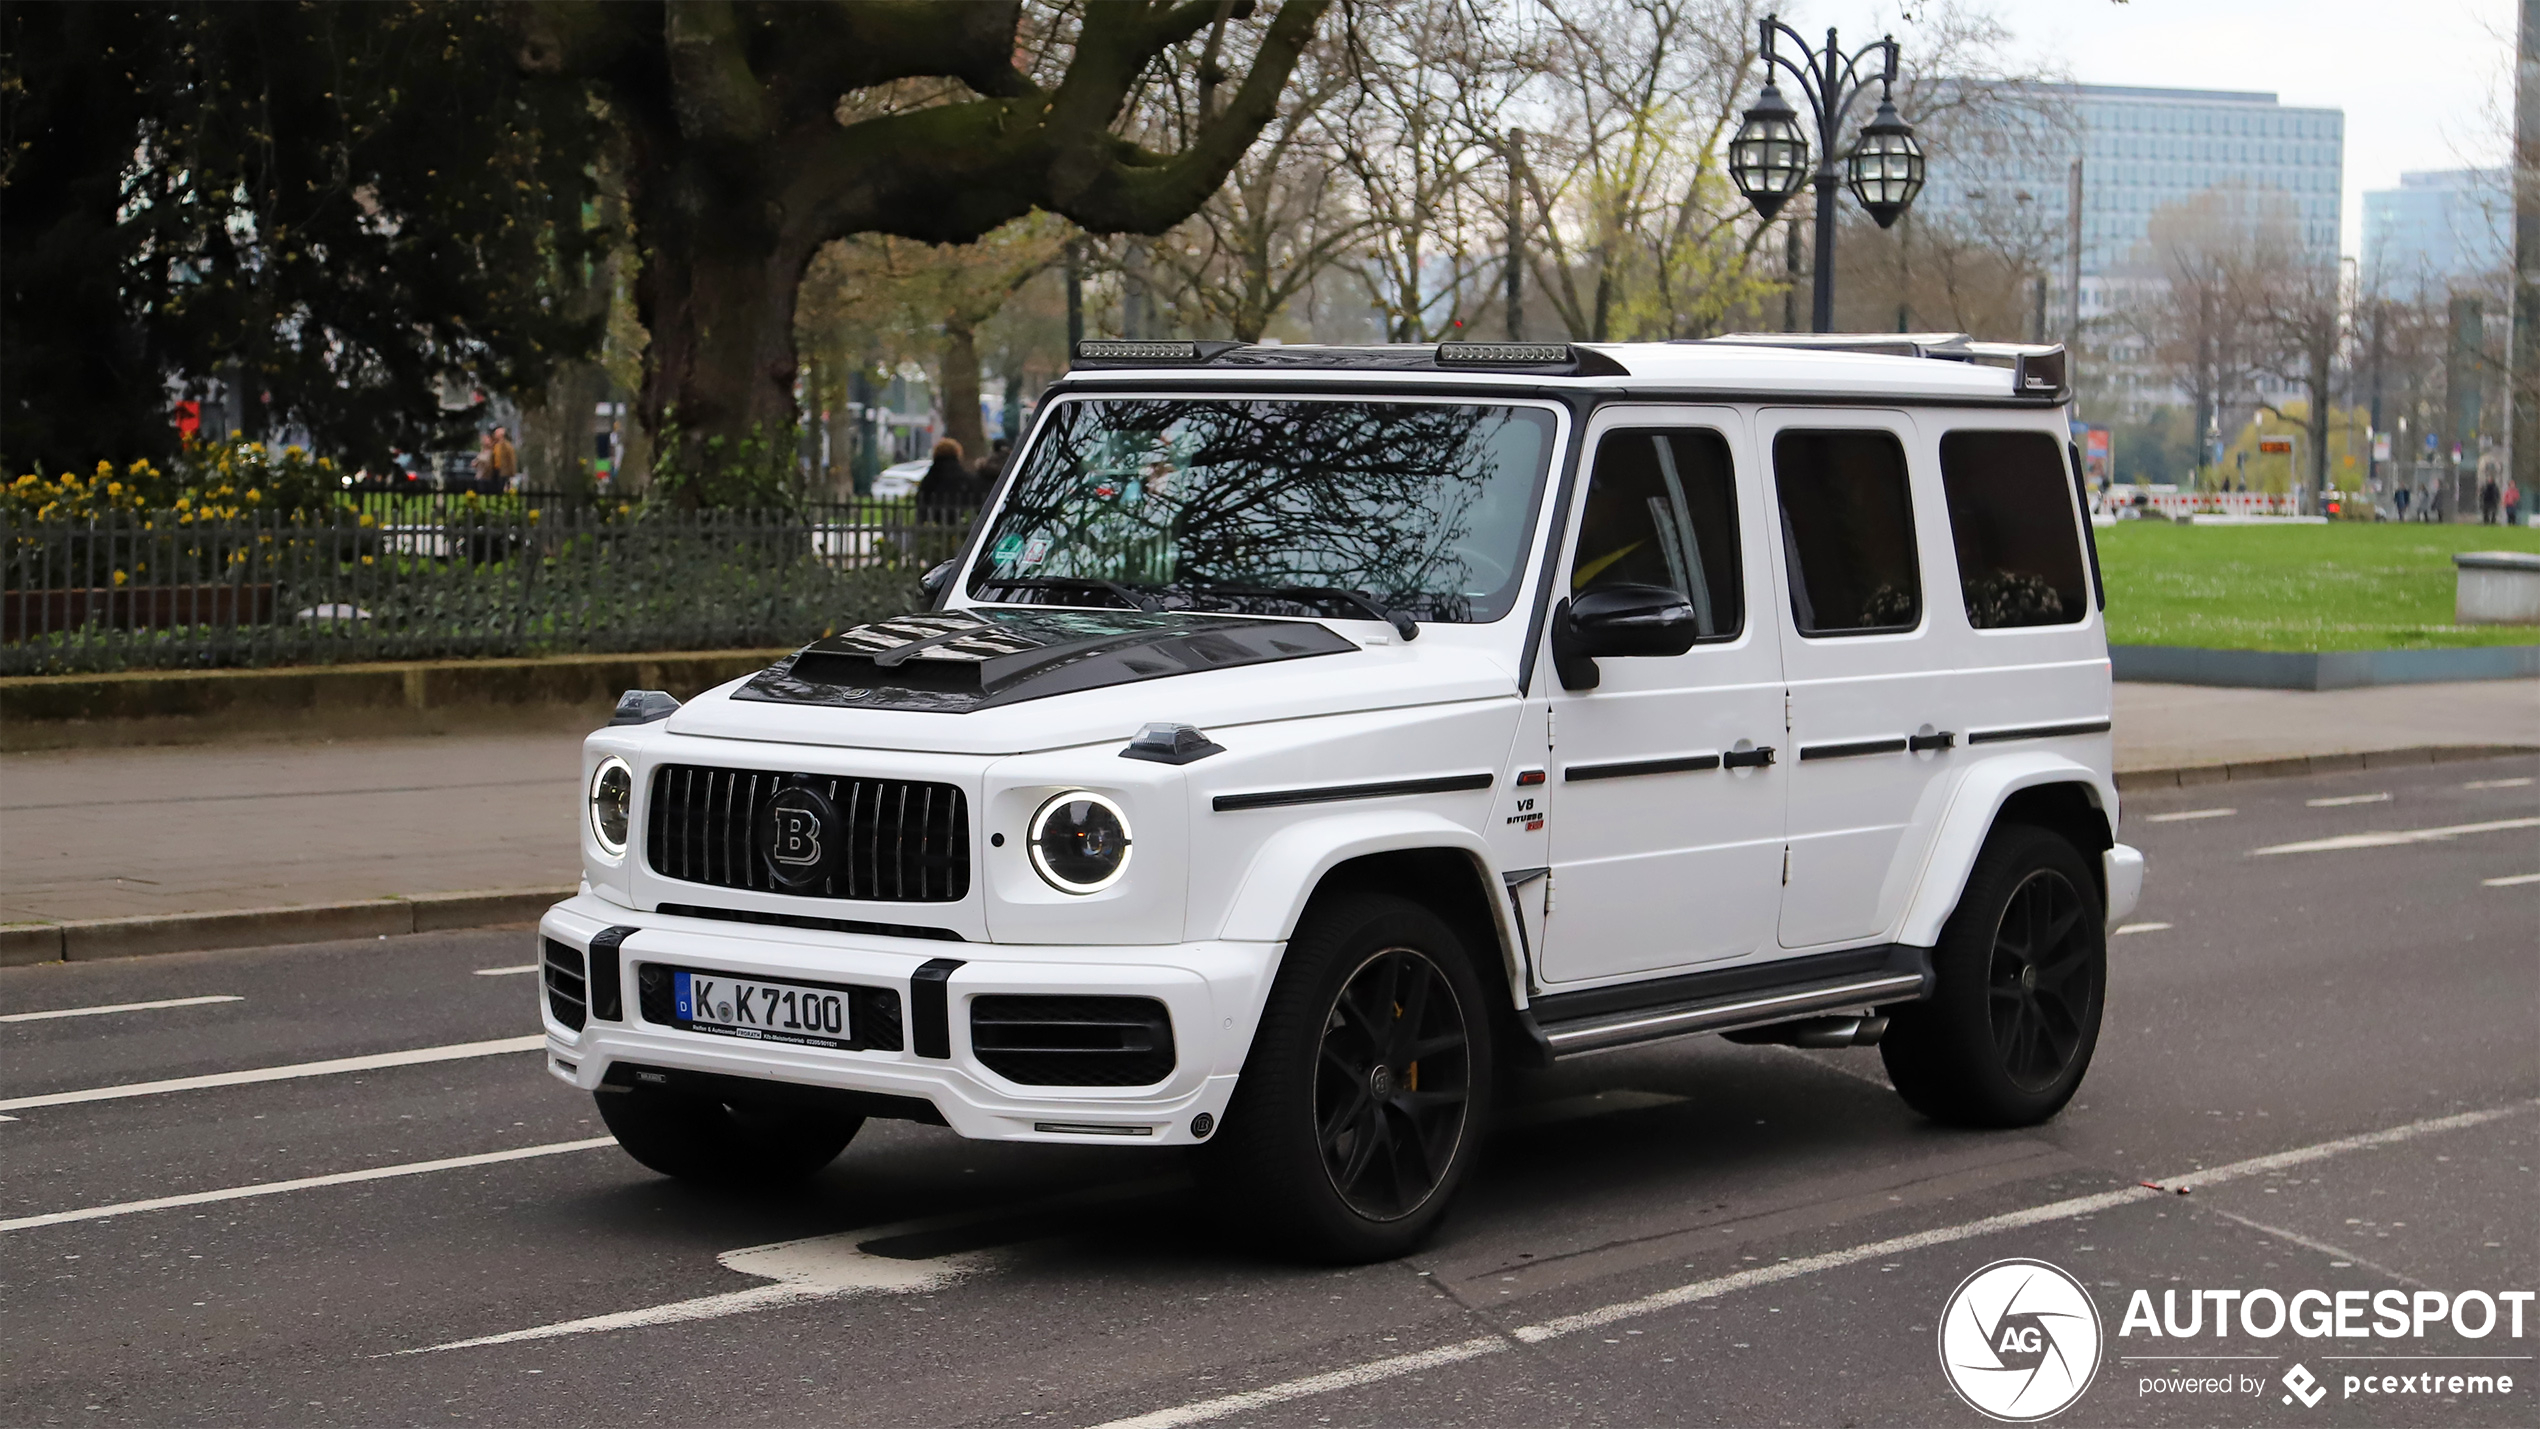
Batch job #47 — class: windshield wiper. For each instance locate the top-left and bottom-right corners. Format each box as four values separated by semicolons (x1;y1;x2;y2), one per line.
1186;584;1419;641
973;576;1162;614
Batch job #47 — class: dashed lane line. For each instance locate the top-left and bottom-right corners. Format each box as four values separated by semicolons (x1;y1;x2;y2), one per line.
473;965;540;977
0;1034;546;1113
2115;922;2172;935
1086;1101;2538;1429
0;994;243;1023
0;1137;615;1233
2146;808;2236;823
2250;815;2540;856
2306;792;2392;807
2484;872;2540;887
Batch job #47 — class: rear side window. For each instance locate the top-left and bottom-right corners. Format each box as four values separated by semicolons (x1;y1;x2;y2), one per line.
1773;429;1920;636
1938;431;2088;628
1572;428;1742;640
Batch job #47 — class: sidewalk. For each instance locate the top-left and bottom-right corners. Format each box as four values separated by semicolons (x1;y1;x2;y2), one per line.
4;680;2534;930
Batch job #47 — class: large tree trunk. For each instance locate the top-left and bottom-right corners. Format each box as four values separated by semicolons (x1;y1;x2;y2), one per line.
938;317;988;467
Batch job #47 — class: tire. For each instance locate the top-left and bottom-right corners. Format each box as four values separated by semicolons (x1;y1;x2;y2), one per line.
594;1084;862;1186
1201;891;1497;1263
1881;823;2106;1128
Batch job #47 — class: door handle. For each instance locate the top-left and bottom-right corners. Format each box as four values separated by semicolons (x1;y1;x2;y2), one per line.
1909;731;1957;752
1722;745;1776;769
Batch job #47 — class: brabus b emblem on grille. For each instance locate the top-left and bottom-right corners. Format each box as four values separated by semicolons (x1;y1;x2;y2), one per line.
755;783;839;888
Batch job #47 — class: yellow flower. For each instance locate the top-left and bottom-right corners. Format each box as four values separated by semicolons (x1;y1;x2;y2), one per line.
358;512;376;528
245;488;262;504
361;555;375;566
112;569;128;586
106;481;122;496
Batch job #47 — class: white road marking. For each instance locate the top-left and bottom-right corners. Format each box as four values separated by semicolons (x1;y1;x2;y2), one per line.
0;1137;614;1233
2483;872;2540;887
472;965;540;977
2114;922;2172;935
0;994;243;1023
2146;808;2236;822
0;1035;546;1113
1086;1101;2537;1429
400;1176;1183;1354
2306;792;2391;807
2250;815;2540;857
2464;777;2534;790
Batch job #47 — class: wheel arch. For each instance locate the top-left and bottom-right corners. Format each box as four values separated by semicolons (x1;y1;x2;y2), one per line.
1896;755;2117;948
1213;810;1531;1019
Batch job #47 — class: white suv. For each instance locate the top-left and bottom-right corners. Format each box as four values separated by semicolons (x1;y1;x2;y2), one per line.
540;336;2145;1262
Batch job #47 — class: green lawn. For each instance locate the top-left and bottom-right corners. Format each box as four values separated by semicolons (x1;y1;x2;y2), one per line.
2095;520;2540;652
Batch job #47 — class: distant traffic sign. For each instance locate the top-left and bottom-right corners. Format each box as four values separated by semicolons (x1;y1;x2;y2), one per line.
2257;437;2294;454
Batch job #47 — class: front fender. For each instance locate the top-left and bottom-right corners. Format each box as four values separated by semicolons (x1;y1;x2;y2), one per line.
1895;753;2117;948
1215;808;1500;942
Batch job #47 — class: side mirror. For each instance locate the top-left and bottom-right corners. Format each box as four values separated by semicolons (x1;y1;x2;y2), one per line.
919;560;955;599
1552;584;1699;691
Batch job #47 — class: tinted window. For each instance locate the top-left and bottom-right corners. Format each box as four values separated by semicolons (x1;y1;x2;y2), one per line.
1773;430;1920;636
1939;431;2088;628
968;399;1554;622
1572;428;1742;640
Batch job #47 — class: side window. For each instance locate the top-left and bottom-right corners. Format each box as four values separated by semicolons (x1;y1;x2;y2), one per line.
1571;428;1743;640
1938;431;2089;628
1773;429;1920;636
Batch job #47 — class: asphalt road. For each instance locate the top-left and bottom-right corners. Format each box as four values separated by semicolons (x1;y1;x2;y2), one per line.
4;753;2535;1428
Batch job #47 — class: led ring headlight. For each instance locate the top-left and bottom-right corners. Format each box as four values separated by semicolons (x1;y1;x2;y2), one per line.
1027;790;1132;894
588;755;633;858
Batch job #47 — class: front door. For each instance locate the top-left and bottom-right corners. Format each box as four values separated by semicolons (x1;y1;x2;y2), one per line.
1541;411;1786;986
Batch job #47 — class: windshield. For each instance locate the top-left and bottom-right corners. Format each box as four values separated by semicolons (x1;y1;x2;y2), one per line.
965;397;1558;624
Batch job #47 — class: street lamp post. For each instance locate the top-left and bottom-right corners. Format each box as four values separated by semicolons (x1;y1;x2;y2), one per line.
1727;14;1925;333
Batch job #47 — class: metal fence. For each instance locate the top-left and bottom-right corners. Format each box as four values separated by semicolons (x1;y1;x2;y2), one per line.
2;499;970;674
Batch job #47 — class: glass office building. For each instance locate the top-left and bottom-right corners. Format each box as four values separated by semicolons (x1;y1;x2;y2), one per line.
2362;169;2509;297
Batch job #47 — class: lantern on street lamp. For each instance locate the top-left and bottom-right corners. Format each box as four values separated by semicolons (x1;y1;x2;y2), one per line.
1730;14;1922;331
1845;96;1925;229
1729;83;1810;223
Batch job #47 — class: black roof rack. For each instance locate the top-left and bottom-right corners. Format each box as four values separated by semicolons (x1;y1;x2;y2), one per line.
1068;339;1630;378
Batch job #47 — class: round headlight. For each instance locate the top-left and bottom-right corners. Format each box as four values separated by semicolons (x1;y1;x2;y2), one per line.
589;756;632;857
1027;791;1132;894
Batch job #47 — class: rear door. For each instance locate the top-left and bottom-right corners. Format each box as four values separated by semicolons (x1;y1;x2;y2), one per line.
1762;408;1960;950
1540;408;1786;985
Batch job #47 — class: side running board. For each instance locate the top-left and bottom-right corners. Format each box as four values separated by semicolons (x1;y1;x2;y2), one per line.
1516;944;1932;1063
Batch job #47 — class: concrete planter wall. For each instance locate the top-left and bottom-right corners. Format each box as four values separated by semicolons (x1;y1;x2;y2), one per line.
2112;643;2540;690
2456;551;2540;625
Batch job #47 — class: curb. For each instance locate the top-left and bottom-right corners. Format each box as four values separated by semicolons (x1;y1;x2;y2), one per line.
0;887;572;968
7;746;2537;968
2112;743;2539;791
2111;643;2540;690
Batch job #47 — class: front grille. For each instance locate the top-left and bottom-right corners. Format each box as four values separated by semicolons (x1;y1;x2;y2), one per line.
970;995;1176;1087
635;963;905;1052
647;764;970;903
542;938;587;1031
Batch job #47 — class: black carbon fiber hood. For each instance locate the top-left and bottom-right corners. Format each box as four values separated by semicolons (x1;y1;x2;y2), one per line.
732;608;1359;714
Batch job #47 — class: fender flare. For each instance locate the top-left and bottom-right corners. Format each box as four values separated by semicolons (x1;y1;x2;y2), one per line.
1213;808;1526;1002
1894;753;2117;948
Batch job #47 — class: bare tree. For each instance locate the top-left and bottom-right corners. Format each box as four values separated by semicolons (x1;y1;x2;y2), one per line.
2124;186;2297;478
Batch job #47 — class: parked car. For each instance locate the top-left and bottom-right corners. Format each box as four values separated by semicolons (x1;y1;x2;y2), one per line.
869;458;930;500
542;335;2142;1262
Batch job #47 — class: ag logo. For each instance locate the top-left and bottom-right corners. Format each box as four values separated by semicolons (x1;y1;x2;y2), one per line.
754;781;838;889
1938;1258;2102;1422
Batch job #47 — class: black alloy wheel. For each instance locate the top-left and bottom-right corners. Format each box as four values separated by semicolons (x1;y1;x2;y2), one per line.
1313;946;1474;1221
1986;868;2093;1093
1200;891;1497;1262
1881;822;2106;1128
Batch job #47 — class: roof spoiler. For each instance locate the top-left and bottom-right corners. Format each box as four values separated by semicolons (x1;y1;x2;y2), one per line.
1696;332;2072;403
1068;338;1630;378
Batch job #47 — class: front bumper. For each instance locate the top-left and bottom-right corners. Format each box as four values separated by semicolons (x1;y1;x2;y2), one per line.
537;893;1276;1146
2103;843;2145;927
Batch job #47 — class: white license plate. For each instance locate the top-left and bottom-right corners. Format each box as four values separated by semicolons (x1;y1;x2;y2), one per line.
673;970;851;1050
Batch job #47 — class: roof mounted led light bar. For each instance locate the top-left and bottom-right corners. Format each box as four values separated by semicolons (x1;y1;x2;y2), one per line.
1070;339;1248;366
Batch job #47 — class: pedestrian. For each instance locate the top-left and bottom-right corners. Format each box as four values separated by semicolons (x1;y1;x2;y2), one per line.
471;430;496;492
918;437;982;524
2480;475;2500;525
2394;484;2411;521
2508;476;2524;526
977;436;1014;487
490;425;520;494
